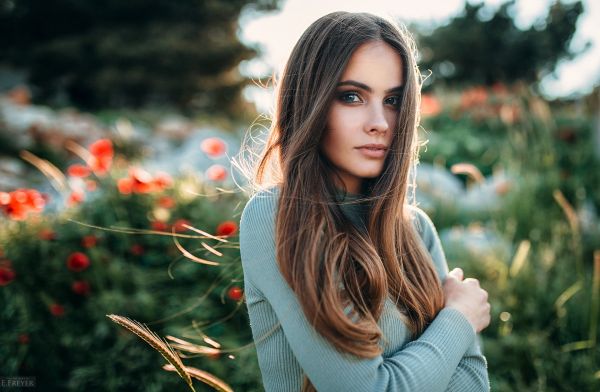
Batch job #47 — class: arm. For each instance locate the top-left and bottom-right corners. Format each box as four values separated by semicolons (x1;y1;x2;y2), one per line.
410;206;490;392
239;191;478;392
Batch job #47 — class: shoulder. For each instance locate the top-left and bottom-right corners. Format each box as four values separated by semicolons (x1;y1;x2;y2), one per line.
239;186;281;254
240;186;280;228
239;186;282;285
404;204;449;278
404;204;439;253
404;204;438;240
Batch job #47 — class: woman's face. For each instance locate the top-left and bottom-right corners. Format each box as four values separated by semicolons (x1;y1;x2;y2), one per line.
320;40;403;194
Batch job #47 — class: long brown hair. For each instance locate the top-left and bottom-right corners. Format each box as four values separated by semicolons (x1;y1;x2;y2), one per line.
237;11;444;391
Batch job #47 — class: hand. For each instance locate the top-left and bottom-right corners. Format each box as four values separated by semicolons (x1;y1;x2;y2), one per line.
443;268;491;333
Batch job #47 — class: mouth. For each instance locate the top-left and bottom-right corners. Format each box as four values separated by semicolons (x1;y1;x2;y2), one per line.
355;144;388;151
355;145;387;158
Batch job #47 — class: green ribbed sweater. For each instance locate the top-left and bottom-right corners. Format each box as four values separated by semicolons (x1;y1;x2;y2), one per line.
239;187;490;391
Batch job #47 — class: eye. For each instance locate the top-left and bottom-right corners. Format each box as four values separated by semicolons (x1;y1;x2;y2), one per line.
338;91;362;104
385;95;401;108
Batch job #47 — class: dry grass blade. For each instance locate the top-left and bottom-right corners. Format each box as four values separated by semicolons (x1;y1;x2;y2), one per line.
183;224;229;243
166;335;221;356
166;334;221;349
554;281;582;318
163;364;233;392
202;335;221;348
67;219;208;239
172;230;220;266
201;241;224;257
171;343;220;356
553;189;580;234
561;339;595;352
64;140;92;163
450;162;485;184
20;150;68;192
509;240;531;277
107;314;195;392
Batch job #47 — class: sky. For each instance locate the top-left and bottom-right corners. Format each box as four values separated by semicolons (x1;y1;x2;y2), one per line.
238;0;600;113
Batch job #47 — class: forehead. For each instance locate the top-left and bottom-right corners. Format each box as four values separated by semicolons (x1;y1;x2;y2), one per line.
340;41;404;86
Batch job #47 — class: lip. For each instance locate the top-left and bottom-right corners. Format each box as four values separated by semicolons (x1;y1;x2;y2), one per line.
355;145;387;159
356;144;388;150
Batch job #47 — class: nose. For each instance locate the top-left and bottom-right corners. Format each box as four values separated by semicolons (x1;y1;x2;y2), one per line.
365;104;389;134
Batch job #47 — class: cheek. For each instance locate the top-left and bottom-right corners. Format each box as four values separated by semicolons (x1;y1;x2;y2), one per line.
324;109;343;147
385;112;398;140
385;111;398;129
321;127;349;166
328;104;361;129
320;130;342;162
327;107;342;132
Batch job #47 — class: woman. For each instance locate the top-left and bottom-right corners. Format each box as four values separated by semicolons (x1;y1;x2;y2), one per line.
237;11;491;392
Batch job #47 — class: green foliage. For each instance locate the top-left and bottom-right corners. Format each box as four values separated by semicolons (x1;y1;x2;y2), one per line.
419;86;600;391
2;83;599;390
0;0;281;116
417;0;585;88
0;174;263;391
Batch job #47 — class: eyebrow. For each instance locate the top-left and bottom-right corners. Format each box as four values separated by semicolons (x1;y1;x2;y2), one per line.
336;80;404;93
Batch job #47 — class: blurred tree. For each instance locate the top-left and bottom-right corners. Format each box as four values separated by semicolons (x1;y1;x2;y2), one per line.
0;0;280;116
417;0;585;88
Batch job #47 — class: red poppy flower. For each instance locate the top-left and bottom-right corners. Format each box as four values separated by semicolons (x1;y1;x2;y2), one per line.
495;181;512;196
67;189;85;207
157;196;175;209
0;189;46;220
491;82;509;96
41;193;50;203
151;221;169;231
0;192;9;205
460;86;488;109
67;252;90;272
8;86;30;106
129;167;155;194
28;190;45;211
89;139;114;158
88;139;114;176
0;267;16;286
49;303;65;317
152;171;173;191
557;128;577;143
89;156;112;176
38;228;56;241
67;164;91;178
205;164;227;181
71;280;91;296
227;286;244;301
18;333;29;345
117;177;133;195
421;94;442;117
85;180;97;191
216;221;237;237
130;244;144;256
81;235;98;248
173;219;191;232
200;137;227;158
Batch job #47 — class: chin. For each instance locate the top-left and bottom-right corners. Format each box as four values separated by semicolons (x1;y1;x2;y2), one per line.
358;171;383;179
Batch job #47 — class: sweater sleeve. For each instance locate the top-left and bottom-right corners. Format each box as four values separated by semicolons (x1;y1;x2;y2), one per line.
410;206;491;392
239;191;479;392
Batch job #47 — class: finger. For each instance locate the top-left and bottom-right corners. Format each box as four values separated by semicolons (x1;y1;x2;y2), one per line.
449;268;464;281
